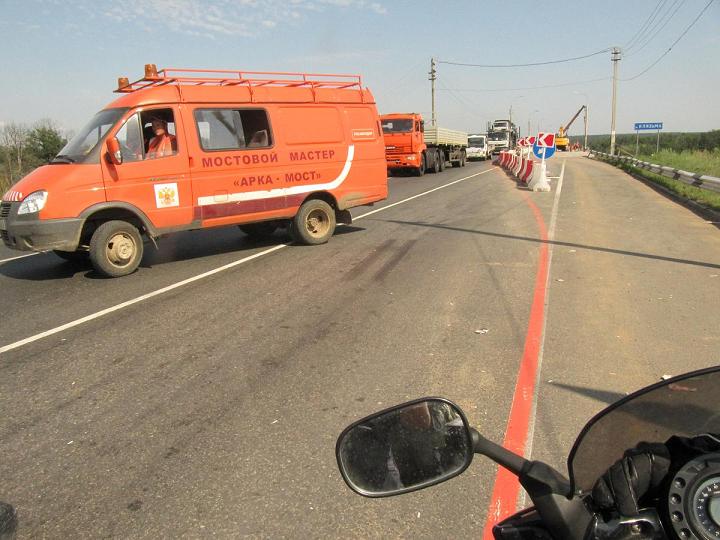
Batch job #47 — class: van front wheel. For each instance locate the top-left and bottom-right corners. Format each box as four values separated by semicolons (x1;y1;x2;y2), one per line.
291;199;336;245
89;220;144;278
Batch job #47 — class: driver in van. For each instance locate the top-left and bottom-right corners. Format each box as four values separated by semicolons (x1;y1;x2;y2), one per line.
147;116;177;159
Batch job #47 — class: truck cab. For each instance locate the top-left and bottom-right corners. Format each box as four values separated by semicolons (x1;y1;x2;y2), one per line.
466;134;488;160
380;113;429;176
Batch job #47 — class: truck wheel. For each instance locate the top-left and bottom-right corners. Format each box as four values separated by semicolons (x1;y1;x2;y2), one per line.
415;154;426;176
239;222;277;240
89;220;144;278
290;199;336;245
53;250;89;263
460;152;466;167
438;153;445;171
431;151;440;173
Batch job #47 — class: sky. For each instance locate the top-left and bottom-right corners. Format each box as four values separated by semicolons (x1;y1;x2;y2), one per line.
1;0;718;137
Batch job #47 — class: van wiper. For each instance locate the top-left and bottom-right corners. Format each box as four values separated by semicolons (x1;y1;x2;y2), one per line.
51;155;76;164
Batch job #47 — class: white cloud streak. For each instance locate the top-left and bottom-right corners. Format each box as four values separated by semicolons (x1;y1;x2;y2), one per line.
84;0;387;39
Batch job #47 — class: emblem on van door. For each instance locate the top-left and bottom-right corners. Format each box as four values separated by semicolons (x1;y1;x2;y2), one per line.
154;183;179;208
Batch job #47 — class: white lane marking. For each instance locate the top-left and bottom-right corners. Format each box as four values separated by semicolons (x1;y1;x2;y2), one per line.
0;167;498;355
197;145;355;206
354;168;496;221
0;252;41;265
524;159;565;469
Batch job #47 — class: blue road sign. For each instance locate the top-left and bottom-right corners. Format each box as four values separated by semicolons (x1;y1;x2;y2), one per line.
634;122;663;130
533;143;556;159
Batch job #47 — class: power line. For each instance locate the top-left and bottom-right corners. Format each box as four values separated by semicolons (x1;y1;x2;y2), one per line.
623;0;715;81
437;48;610;68
437;76;610;93
627;0;687;57
625;0;668;51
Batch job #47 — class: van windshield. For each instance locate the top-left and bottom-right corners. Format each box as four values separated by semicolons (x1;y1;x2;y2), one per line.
381;119;413;134
469;137;486;147
55;108;128;164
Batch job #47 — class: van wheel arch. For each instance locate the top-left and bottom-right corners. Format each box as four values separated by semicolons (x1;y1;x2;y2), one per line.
79;205;156;248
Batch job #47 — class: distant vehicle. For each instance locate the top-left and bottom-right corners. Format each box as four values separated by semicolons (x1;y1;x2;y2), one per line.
490;119;513;133
466;134;489;160
380;113;468;176
487;119;518;154
556;106;586;151
0;64;388;277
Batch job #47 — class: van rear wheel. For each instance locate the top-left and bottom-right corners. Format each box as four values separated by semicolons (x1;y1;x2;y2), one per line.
89;220;144;278
291;199;336;245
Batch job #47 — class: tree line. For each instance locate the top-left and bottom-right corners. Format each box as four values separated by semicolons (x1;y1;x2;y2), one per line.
575;129;720;155
0;121;68;195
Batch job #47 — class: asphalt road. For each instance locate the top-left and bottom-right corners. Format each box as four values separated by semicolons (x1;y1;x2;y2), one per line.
0;155;718;538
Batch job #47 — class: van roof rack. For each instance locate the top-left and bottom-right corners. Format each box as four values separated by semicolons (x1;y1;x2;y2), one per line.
116;65;364;93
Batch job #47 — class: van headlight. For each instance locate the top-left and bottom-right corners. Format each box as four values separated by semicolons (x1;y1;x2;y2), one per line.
18;190;48;214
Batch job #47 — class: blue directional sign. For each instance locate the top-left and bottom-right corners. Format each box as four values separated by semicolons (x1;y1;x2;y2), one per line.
533;143;556;159
634;122;663;130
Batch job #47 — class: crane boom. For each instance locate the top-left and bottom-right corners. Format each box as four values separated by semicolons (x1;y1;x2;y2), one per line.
562;105;586;133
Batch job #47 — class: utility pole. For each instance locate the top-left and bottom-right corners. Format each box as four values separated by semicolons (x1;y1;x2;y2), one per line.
583;104;588;151
610;47;621;156
509;104;513;124
429;57;437;127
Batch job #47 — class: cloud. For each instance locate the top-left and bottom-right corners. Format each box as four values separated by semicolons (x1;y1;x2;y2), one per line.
91;0;387;39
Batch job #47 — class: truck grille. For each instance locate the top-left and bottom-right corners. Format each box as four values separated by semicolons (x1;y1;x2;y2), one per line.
0;202;11;218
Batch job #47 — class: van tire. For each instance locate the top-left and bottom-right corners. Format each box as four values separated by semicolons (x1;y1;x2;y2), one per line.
291;199;336;245
53;250;89;263
89;220;144;278
239;222;277;240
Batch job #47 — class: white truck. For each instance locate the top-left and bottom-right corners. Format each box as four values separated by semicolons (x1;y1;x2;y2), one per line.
466;133;489;160
486;119;518;155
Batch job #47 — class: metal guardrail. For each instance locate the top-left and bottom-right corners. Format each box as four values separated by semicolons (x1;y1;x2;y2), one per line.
589;150;720;194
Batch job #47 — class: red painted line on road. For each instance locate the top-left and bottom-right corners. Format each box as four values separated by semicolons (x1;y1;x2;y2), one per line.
482;193;549;539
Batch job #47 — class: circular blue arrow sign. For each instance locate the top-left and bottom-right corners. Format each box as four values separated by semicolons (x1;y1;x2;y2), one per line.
533;143;556;159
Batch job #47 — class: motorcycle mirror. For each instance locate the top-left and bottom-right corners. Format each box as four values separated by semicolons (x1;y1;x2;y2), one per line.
336;398;474;498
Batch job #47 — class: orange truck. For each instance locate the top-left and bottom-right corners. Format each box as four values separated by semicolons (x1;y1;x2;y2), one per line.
380;113;468;176
0;65;388;277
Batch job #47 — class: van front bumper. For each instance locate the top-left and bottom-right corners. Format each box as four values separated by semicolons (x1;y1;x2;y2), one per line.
0;202;83;252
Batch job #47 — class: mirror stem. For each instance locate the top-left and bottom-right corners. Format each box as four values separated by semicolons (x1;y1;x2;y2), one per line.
471;428;529;477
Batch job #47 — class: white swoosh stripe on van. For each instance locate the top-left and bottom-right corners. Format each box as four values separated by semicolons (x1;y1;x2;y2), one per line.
197;144;355;207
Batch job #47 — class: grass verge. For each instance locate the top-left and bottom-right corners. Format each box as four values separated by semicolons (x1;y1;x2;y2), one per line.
636;149;720;178
596;155;720;212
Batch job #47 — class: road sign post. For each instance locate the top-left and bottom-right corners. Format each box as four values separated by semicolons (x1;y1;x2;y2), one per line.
634;122;663;155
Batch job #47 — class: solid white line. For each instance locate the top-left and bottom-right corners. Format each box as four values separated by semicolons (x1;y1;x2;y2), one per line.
0;167;498;355
354;168;497;221
524;159;565;464
0;252;41;265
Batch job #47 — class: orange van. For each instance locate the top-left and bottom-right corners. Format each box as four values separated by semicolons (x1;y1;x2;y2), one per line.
0;65;388;277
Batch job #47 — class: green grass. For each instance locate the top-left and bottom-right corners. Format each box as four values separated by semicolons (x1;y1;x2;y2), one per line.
636;149;720;178
613;161;720;212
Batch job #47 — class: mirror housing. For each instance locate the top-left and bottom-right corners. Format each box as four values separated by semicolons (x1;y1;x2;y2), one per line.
336;398;473;497
107;137;123;165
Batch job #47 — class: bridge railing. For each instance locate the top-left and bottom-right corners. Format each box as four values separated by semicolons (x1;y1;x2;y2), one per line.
588;150;720;194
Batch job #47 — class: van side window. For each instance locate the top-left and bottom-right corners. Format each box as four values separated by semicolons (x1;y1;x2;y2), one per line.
115;114;144;162
140;109;178;159
195;109;272;151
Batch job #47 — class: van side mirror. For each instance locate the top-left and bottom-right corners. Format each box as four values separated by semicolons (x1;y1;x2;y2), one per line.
107;137;123;165
336;398;473;497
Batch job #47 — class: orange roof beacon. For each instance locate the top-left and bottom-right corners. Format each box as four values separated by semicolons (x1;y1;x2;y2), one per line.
0;64;388;277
